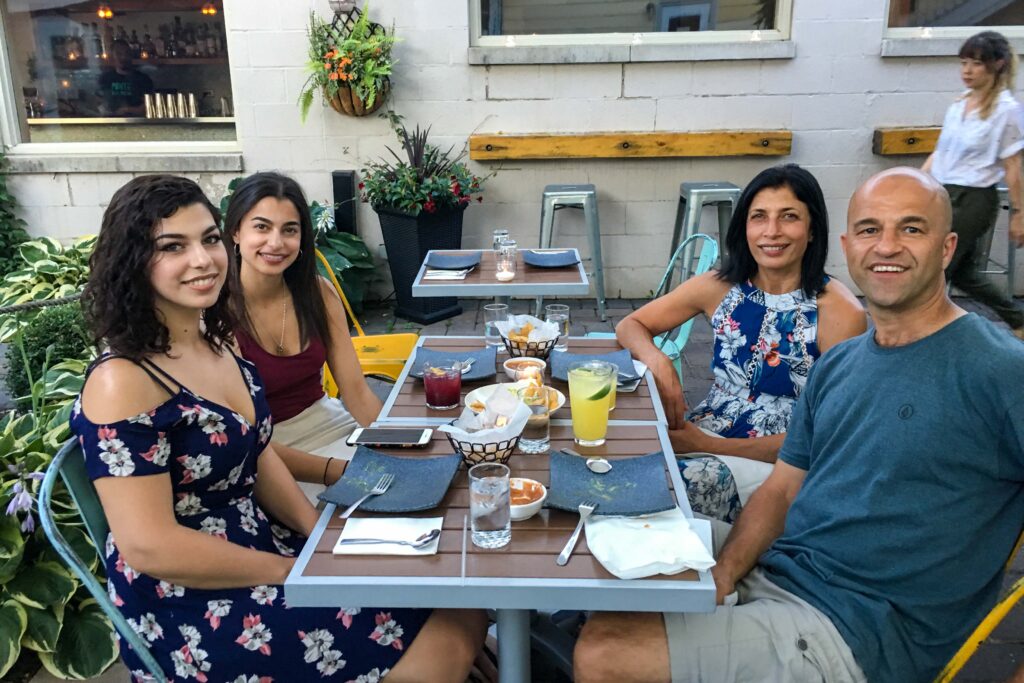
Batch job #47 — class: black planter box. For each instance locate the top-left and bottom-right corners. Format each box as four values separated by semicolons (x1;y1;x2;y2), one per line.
376;204;466;325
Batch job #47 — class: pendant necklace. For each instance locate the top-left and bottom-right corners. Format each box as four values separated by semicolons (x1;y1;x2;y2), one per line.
275;297;287;354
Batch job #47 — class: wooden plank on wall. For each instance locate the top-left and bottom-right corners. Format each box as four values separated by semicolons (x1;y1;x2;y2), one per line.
872;127;941;155
469;131;793;160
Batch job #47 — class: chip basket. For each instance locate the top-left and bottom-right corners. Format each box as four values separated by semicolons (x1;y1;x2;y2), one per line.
501;335;560;360
445;429;521;468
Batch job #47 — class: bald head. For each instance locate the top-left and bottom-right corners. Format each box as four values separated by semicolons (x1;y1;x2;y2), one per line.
849;167;952;234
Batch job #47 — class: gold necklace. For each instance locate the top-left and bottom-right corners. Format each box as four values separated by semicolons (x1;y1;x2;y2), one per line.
275;297;287;354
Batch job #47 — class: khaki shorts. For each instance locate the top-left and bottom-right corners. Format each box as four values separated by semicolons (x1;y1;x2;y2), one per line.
663;568;867;683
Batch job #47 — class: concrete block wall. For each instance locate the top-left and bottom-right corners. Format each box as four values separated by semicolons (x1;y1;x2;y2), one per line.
6;0;1023;297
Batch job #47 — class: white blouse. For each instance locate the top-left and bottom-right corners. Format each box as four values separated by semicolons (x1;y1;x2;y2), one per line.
930;89;1024;188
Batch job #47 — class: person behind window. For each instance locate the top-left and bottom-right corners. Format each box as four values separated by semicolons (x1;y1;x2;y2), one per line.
224;172;383;503
97;39;153;116
72;174;486;682
923;30;1024;339
616;164;866;522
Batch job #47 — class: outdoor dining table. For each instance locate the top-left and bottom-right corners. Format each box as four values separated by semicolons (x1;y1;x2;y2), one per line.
377;335;669;426
284;424;715;683
411;248;590;299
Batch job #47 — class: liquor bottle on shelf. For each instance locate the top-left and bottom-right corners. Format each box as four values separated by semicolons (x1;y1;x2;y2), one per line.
154;24;167;57
129;29;140;57
142;27;156;57
204;25;217;56
90;23;103;58
116;25;128;43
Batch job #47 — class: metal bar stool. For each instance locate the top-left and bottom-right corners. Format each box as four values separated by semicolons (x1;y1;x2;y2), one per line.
535;183;607;321
667;181;740;291
983;185;1018;299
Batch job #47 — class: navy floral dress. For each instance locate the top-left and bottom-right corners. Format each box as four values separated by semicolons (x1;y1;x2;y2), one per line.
681;280;824;522
70;354;430;683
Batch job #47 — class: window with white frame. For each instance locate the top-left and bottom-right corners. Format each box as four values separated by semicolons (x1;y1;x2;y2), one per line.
887;0;1024;35
472;0;790;46
1;0;234;144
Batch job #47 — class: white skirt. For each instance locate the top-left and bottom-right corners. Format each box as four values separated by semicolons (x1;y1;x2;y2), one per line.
273;394;358;503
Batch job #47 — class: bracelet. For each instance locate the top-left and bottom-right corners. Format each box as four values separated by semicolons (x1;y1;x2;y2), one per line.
322;457;336;486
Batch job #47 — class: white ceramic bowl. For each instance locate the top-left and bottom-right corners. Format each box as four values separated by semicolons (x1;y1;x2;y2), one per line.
509;478;547;521
502;357;547;381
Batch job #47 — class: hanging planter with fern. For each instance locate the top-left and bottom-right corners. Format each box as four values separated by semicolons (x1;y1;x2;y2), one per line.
299;3;396;121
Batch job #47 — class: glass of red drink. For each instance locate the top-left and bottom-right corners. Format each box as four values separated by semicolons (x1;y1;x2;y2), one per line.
423;362;462;410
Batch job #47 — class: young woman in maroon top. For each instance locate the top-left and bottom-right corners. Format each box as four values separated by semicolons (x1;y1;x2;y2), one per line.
225;172;382;500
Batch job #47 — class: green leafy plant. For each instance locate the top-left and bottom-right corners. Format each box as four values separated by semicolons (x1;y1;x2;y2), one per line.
0;344;118;680
0;236;95;343
0;150;32;281
299;5;397;121
360;115;488;215
4;304;93;407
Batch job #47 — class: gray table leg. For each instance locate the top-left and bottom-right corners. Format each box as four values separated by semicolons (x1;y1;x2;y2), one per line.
497;608;531;683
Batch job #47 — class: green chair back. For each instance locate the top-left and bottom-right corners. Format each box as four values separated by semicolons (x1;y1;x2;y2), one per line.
39;438;165;680
587;234;719;381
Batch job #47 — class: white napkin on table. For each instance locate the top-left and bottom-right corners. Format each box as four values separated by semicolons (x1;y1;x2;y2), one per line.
584;507;715;579
423;268;471;281
332;517;443;556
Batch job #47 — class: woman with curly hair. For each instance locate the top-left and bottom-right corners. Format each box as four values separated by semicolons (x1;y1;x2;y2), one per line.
224;172;381;502
72;174;486;682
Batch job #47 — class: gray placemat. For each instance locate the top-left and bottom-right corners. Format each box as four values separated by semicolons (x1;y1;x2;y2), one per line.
318;447;461;513
408;346;497;381
522;250;580;268
546;450;674;516
550;349;639;382
424;251;482;270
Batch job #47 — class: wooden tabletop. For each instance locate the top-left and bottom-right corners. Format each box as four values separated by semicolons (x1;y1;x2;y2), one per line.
411;249;591;298
288;424;713;613
378;336;666;425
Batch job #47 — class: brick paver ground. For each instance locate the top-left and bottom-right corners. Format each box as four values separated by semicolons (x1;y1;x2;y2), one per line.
16;295;1024;682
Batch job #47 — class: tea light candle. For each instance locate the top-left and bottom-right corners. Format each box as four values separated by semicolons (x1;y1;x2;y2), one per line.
495;257;516;281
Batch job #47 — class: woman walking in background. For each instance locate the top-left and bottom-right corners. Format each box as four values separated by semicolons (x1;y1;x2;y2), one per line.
924;30;1024;338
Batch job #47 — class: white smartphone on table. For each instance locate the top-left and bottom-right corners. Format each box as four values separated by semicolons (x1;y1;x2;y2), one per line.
345;427;433;448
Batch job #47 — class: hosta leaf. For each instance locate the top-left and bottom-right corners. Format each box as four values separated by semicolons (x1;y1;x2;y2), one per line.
8;561;78;609
0;599;27;678
0;517;25;584
17;242;50;265
22;602;62;652
33;260;61;275
38;598;118;680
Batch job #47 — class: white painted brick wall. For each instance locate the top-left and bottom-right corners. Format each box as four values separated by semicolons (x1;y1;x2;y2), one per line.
7;0;1023;297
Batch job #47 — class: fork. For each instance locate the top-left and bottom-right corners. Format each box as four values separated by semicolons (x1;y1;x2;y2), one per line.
339;474;394;520
556;501;597;566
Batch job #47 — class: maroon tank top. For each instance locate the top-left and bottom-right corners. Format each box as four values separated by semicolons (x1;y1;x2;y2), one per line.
235;328;327;422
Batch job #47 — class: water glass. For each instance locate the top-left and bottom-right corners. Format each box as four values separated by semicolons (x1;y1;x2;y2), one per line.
544;304;571;352
567;360;616;447
469;463;511;548
519;386;554;454
492;229;510;252
423;362;461;410
483;303;509;349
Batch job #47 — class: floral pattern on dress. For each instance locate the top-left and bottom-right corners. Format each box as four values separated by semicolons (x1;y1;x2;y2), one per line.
71;353;431;681
681;280;825;521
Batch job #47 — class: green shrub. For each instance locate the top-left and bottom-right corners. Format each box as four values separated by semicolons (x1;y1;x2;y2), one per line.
3;305;92;404
0;151;31;280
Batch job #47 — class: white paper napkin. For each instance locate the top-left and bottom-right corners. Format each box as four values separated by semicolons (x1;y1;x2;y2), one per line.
495;314;561;343
584;507;715;579
438;394;531;445
423;269;471;280
333;517;443;556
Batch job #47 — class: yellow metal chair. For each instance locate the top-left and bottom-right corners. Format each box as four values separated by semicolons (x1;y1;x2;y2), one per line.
934;530;1024;682
315;249;418;391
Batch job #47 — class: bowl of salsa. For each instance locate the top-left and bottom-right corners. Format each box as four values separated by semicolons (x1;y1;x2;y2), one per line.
509;477;547;521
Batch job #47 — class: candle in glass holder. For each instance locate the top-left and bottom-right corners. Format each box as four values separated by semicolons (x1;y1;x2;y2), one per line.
496;238;517;281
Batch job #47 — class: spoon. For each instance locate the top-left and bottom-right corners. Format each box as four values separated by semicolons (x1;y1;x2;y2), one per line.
337;528;442;548
562;448;613;474
459;358;475;374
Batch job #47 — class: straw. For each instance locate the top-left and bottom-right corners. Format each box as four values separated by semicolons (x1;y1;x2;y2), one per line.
461;514;468;582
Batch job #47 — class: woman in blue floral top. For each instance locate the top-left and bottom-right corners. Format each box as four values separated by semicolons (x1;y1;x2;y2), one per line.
618;165;867;522
71;175;486;682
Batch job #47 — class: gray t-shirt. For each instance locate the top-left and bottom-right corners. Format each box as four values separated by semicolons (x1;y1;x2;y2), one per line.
761;314;1024;682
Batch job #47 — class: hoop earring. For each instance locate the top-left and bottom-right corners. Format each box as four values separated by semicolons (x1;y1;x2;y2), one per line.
233;243;240;256
299;248;304;257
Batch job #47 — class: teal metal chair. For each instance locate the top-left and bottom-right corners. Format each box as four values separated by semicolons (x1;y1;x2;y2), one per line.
588;233;719;380
39;438;165;680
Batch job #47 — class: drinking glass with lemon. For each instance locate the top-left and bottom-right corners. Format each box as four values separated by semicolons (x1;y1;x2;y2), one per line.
567;360;616;447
